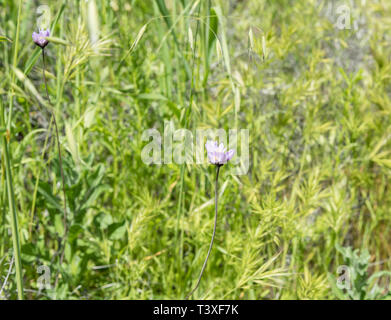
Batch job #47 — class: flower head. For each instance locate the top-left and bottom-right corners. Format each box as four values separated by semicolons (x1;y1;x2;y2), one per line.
32;29;50;48
205;140;234;166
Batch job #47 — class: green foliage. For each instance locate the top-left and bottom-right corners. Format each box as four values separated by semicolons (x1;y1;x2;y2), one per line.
329;245;391;300
1;0;391;299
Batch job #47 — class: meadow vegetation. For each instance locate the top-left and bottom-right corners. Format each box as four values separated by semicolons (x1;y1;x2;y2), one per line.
1;0;391;299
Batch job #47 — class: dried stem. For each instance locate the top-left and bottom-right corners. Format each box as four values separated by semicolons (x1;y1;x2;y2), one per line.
0;255;14;298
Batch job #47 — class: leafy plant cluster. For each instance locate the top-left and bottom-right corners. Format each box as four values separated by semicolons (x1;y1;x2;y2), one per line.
1;0;391;299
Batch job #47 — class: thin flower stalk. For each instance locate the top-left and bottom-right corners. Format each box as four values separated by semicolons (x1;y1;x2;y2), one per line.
33;30;68;284
41;47;67;239
186;140;234;299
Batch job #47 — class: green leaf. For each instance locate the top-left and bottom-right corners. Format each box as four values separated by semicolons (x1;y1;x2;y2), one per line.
54;213;65;236
45;36;70;46
21;243;38;263
137;93;168;101
38;181;63;213
207;7;218;61
68;224;84;243
24;48;41;75
108;221;127;240
0;35;12;43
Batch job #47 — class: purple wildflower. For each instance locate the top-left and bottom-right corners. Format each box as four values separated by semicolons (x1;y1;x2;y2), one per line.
187;140;234;298
32;29;50;48
205;140;234;166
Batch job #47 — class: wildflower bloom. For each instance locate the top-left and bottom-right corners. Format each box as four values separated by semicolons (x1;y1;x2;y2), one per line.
205;140;234;165
32;29;50;48
186;140;234;299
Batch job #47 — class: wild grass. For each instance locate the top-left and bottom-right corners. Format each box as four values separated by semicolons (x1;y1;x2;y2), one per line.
1;0;391;299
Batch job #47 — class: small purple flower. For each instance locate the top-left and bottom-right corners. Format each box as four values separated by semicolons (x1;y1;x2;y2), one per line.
205;140;234;166
32;29;50;48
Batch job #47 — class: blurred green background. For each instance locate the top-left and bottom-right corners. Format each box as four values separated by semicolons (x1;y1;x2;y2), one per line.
1;0;391;299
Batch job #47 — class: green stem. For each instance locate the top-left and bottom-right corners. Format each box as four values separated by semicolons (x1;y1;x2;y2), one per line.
41;48;68;286
185;165;220;299
1;101;24;300
2;0;24;300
